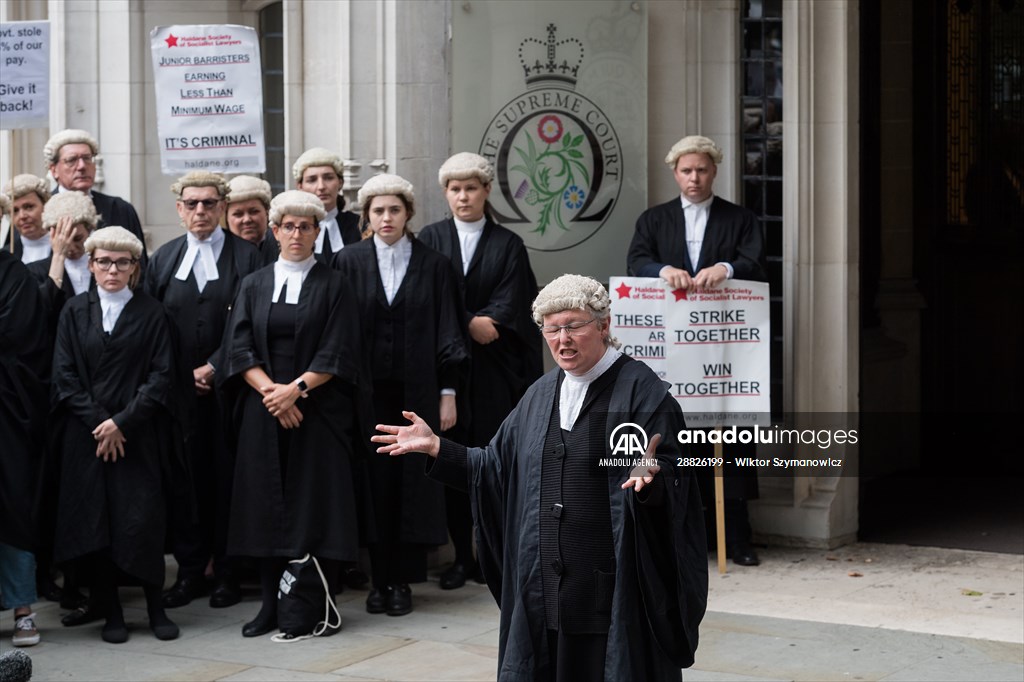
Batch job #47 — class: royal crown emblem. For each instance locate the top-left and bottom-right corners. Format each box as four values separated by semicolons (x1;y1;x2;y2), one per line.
518;24;584;90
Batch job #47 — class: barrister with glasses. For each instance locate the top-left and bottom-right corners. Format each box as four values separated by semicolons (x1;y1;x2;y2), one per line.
146;172;262;612
51;226;179;643
43;129;148;268
219;190;364;637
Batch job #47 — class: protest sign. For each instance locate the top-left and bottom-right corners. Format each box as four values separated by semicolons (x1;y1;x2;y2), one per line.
0;21;50;129
610;277;770;427
150;24;265;174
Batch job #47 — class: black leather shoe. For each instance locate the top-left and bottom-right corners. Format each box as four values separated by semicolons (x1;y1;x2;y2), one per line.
387;584;412;616
241;612;277;637
209;579;242;608
59;589;88;610
343;568;369;590
61;603;107;627
728;544;761;567
38;577;64;602
366;587;391;614
439;562;469;590
162;577;208;608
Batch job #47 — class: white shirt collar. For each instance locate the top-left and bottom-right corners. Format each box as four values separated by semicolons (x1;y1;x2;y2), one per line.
374;234;412;304
453;217;486;233
272;254;316;304
680;194;714;211
559;346;622;430
97;286;133;333
64;254;91;294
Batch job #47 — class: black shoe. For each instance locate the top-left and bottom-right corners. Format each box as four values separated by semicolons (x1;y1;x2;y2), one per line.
241;612;277;637
439;562;470;590
101;617;129;644
728;544;761;567
162;576;208;608
343;568;369;590
387;584;412;616
209;579;242;608
38;578;64;602
149;614;180;641
366;587;391;614
61;603;107;627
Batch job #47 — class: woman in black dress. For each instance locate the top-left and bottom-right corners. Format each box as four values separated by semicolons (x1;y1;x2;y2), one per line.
51;226;179;643
419;153;543;589
333;174;467;616
220;190;363;637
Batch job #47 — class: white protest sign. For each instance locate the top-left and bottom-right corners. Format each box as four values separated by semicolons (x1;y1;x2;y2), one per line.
610;277;770;427
150;24;265;174
0;21;50;129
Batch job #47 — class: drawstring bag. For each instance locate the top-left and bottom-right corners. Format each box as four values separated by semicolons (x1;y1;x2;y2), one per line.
272;554;342;642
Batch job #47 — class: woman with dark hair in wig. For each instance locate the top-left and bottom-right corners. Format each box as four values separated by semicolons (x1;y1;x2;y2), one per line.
419;153;543;589
51;226;179;644
220;190;363;638
333;174;467;616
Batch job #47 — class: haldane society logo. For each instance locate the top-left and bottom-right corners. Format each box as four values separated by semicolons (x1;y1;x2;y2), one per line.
479;24;623;252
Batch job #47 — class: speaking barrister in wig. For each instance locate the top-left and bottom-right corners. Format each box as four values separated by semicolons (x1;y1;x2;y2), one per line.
374;274;707;681
332;173;468;617
51;226;180;643
418;152;543;590
219;190;364;638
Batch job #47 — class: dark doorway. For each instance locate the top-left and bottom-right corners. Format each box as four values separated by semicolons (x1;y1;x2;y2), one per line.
859;0;1024;554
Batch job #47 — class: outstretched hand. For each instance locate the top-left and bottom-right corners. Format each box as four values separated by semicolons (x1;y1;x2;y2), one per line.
621;432;663;492
372;411;441;458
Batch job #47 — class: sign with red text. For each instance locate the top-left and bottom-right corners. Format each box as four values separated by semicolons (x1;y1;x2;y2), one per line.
610;277;770;427
150;24;264;174
0;21;50;129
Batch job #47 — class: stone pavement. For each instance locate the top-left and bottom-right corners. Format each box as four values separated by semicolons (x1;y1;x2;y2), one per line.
1;542;1021;681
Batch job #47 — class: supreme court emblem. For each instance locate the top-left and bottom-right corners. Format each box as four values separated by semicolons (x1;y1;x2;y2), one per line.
479;24;623;253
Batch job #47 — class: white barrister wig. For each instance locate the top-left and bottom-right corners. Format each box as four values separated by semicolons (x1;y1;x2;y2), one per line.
268;190;326;226
42;190;98;230
292;147;345;182
170;171;229;199
532;274;620;349
357;173;415;210
664;135;724;167
85;225;143;259
3;174;51;203
226;175;272;208
0;192;9;217
438;152;495;187
44;129;100;165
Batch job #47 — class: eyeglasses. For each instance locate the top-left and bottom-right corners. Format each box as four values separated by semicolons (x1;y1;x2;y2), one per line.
540;317;598;339
181;198;221;210
278;223;318;235
92;257;137;272
60;154;96;168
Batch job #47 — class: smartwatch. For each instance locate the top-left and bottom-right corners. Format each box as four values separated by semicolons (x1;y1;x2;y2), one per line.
295;379;309;397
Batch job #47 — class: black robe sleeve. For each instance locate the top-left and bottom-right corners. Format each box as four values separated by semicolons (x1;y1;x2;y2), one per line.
52;301;112;429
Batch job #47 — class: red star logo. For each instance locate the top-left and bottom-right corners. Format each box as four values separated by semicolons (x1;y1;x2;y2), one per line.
614;282;632;299
671;288;688;301
165;34;178;48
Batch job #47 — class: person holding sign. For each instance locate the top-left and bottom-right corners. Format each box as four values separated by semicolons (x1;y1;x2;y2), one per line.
2;174;51;264
373;274;707;681
419;152;543;590
146;171;262;612
43;129;148;267
626;135;768;566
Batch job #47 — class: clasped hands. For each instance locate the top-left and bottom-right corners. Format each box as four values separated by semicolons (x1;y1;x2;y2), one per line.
93;418;126;462
660;263;728;290
260;381;304;429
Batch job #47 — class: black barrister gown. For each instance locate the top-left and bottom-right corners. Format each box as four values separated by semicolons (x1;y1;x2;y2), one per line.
418;218;543;445
426;357;708;681
333;238;468;546
219;263;363;561
51;289;176;586
0;252;51;552
144;230;262;571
